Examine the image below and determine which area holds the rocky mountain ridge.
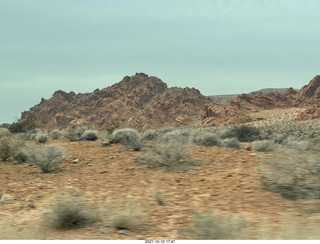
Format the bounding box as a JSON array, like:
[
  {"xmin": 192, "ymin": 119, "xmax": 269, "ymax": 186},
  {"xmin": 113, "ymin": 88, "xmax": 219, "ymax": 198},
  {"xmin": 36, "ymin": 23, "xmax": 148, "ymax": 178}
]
[
  {"xmin": 20, "ymin": 73, "xmax": 211, "ymax": 130},
  {"xmin": 18, "ymin": 74, "xmax": 320, "ymax": 130}
]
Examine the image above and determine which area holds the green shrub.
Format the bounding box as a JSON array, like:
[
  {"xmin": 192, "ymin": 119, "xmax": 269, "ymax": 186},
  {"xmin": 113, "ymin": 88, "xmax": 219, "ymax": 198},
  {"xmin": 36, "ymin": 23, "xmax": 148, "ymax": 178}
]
[
  {"xmin": 8, "ymin": 117, "xmax": 38, "ymax": 133},
  {"xmin": 0, "ymin": 128, "xmax": 10, "ymax": 138},
  {"xmin": 108, "ymin": 128, "xmax": 142, "ymax": 151},
  {"xmin": 0, "ymin": 137, "xmax": 11, "ymax": 161},
  {"xmin": 252, "ymin": 140, "xmax": 275, "ymax": 152},
  {"xmin": 50, "ymin": 130, "xmax": 62, "ymax": 140},
  {"xmin": 35, "ymin": 133, "xmax": 48, "ymax": 143},
  {"xmin": 224, "ymin": 125, "xmax": 261, "ymax": 142},
  {"xmin": 10, "ymin": 137, "xmax": 28, "ymax": 163},
  {"xmin": 45, "ymin": 190, "xmax": 98, "ymax": 229},
  {"xmin": 260, "ymin": 150, "xmax": 320, "ymax": 201},
  {"xmin": 184, "ymin": 210, "xmax": 247, "ymax": 240},
  {"xmin": 24, "ymin": 144, "xmax": 66, "ymax": 173},
  {"xmin": 192, "ymin": 131, "xmax": 220, "ymax": 146},
  {"xmin": 138, "ymin": 132, "xmax": 200, "ymax": 171},
  {"xmin": 220, "ymin": 138, "xmax": 240, "ymax": 149},
  {"xmin": 81, "ymin": 130, "xmax": 99, "ymax": 141}
]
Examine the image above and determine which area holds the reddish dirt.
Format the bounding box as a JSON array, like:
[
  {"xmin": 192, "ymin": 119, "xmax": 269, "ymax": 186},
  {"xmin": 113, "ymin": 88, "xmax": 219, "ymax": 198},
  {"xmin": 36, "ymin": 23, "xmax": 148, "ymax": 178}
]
[{"xmin": 1, "ymin": 137, "xmax": 319, "ymax": 240}]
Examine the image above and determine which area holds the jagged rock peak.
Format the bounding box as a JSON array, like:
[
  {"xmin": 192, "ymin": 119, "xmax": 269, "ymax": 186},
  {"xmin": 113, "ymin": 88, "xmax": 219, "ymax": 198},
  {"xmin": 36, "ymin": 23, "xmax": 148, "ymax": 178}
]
[{"xmin": 298, "ymin": 75, "xmax": 320, "ymax": 98}]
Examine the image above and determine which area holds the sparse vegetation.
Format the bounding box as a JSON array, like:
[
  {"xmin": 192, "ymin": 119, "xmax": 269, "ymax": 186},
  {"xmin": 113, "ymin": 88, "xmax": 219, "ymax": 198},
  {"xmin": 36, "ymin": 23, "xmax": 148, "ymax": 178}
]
[
  {"xmin": 183, "ymin": 209, "xmax": 247, "ymax": 240},
  {"xmin": 138, "ymin": 132, "xmax": 201, "ymax": 171},
  {"xmin": 220, "ymin": 137, "xmax": 240, "ymax": 149},
  {"xmin": 107, "ymin": 198, "xmax": 146, "ymax": 230},
  {"xmin": 192, "ymin": 131, "xmax": 220, "ymax": 146},
  {"xmin": 104, "ymin": 128, "xmax": 142, "ymax": 151},
  {"xmin": 0, "ymin": 137, "xmax": 11, "ymax": 161},
  {"xmin": 8, "ymin": 117, "xmax": 38, "ymax": 133},
  {"xmin": 45, "ymin": 190, "xmax": 98, "ymax": 229},
  {"xmin": 252, "ymin": 140, "xmax": 274, "ymax": 152},
  {"xmin": 35, "ymin": 133, "xmax": 48, "ymax": 143},
  {"xmin": 223, "ymin": 125, "xmax": 261, "ymax": 142},
  {"xmin": 260, "ymin": 150, "xmax": 320, "ymax": 201},
  {"xmin": 81, "ymin": 130, "xmax": 99, "ymax": 141},
  {"xmin": 24, "ymin": 144, "xmax": 66, "ymax": 173},
  {"xmin": 50, "ymin": 129, "xmax": 62, "ymax": 140}
]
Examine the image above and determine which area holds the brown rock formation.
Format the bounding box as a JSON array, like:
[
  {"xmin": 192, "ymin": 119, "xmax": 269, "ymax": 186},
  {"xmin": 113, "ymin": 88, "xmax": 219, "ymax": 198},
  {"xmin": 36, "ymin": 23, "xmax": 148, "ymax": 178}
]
[
  {"xmin": 202, "ymin": 102, "xmax": 254, "ymax": 126},
  {"xmin": 20, "ymin": 73, "xmax": 211, "ymax": 130}
]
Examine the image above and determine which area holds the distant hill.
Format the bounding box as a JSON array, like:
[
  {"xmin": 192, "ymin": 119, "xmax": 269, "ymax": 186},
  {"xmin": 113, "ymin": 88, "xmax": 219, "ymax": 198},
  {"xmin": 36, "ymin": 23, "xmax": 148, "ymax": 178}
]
[
  {"xmin": 209, "ymin": 88, "xmax": 297, "ymax": 104},
  {"xmin": 20, "ymin": 73, "xmax": 211, "ymax": 130}
]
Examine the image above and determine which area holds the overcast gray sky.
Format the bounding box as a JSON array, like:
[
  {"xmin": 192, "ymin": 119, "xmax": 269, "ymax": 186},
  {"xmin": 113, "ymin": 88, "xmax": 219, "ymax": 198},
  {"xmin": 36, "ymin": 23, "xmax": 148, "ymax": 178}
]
[{"xmin": 1, "ymin": 0, "xmax": 319, "ymax": 124}]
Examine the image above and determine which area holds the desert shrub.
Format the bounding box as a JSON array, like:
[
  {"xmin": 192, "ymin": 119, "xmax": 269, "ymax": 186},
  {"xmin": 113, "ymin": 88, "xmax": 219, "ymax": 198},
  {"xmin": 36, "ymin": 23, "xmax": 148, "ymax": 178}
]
[
  {"xmin": 108, "ymin": 128, "xmax": 142, "ymax": 151},
  {"xmin": 192, "ymin": 131, "xmax": 220, "ymax": 146},
  {"xmin": 63, "ymin": 130, "xmax": 79, "ymax": 141},
  {"xmin": 24, "ymin": 144, "xmax": 66, "ymax": 173},
  {"xmin": 0, "ymin": 137, "xmax": 11, "ymax": 161},
  {"xmin": 282, "ymin": 137, "xmax": 310, "ymax": 151},
  {"xmin": 10, "ymin": 137, "xmax": 28, "ymax": 163},
  {"xmin": 45, "ymin": 190, "xmax": 98, "ymax": 229},
  {"xmin": 107, "ymin": 198, "xmax": 146, "ymax": 230},
  {"xmin": 105, "ymin": 119, "xmax": 120, "ymax": 134},
  {"xmin": 140, "ymin": 129, "xmax": 158, "ymax": 141},
  {"xmin": 260, "ymin": 150, "xmax": 320, "ymax": 201},
  {"xmin": 138, "ymin": 132, "xmax": 200, "ymax": 171},
  {"xmin": 223, "ymin": 125, "xmax": 261, "ymax": 142},
  {"xmin": 8, "ymin": 117, "xmax": 37, "ymax": 133},
  {"xmin": 74, "ymin": 125, "xmax": 90, "ymax": 138},
  {"xmin": 63, "ymin": 126, "xmax": 90, "ymax": 141},
  {"xmin": 35, "ymin": 133, "xmax": 48, "ymax": 143},
  {"xmin": 256, "ymin": 217, "xmax": 320, "ymax": 240},
  {"xmin": 220, "ymin": 138, "xmax": 240, "ymax": 149},
  {"xmin": 0, "ymin": 128, "xmax": 10, "ymax": 138},
  {"xmin": 81, "ymin": 130, "xmax": 99, "ymax": 141},
  {"xmin": 252, "ymin": 140, "xmax": 275, "ymax": 152},
  {"xmin": 184, "ymin": 209, "xmax": 247, "ymax": 240},
  {"xmin": 49, "ymin": 130, "xmax": 61, "ymax": 140}
]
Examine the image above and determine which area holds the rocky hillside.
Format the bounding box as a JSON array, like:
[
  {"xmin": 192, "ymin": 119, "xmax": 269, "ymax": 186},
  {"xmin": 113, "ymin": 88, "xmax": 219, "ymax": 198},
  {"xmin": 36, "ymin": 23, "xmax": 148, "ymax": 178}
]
[
  {"xmin": 203, "ymin": 75, "xmax": 320, "ymax": 126},
  {"xmin": 20, "ymin": 73, "xmax": 211, "ymax": 130}
]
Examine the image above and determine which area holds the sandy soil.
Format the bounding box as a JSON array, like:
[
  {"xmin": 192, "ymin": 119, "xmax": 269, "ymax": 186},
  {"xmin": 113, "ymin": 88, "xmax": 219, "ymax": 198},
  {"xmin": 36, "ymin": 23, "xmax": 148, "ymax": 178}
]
[{"xmin": 1, "ymin": 110, "xmax": 320, "ymax": 240}]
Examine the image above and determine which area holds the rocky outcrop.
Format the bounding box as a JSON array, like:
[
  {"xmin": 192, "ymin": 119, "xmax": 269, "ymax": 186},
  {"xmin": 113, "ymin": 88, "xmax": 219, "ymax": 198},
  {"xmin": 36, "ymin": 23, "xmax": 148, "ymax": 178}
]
[
  {"xmin": 202, "ymin": 102, "xmax": 254, "ymax": 126},
  {"xmin": 202, "ymin": 75, "xmax": 320, "ymax": 126},
  {"xmin": 20, "ymin": 73, "xmax": 211, "ymax": 130}
]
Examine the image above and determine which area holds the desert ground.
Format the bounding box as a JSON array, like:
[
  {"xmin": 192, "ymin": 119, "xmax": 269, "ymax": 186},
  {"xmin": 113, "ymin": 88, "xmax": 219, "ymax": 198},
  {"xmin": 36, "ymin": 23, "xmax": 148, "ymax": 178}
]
[{"xmin": 1, "ymin": 108, "xmax": 320, "ymax": 240}]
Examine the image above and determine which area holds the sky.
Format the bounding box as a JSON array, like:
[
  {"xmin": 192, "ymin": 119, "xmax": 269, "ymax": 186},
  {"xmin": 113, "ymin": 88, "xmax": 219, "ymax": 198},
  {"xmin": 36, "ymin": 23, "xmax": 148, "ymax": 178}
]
[{"xmin": 1, "ymin": 0, "xmax": 320, "ymax": 124}]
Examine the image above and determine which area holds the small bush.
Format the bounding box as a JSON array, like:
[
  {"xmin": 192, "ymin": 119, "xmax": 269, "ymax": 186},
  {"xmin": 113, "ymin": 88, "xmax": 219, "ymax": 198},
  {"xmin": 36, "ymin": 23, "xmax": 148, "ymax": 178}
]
[
  {"xmin": 192, "ymin": 131, "xmax": 220, "ymax": 146},
  {"xmin": 108, "ymin": 198, "xmax": 146, "ymax": 230},
  {"xmin": 0, "ymin": 128, "xmax": 10, "ymax": 138},
  {"xmin": 252, "ymin": 140, "xmax": 275, "ymax": 152},
  {"xmin": 35, "ymin": 133, "xmax": 48, "ymax": 143},
  {"xmin": 140, "ymin": 129, "xmax": 158, "ymax": 142},
  {"xmin": 220, "ymin": 138, "xmax": 240, "ymax": 149},
  {"xmin": 8, "ymin": 117, "xmax": 38, "ymax": 133},
  {"xmin": 260, "ymin": 150, "xmax": 320, "ymax": 201},
  {"xmin": 24, "ymin": 144, "xmax": 66, "ymax": 173},
  {"xmin": 63, "ymin": 126, "xmax": 90, "ymax": 141},
  {"xmin": 10, "ymin": 138, "xmax": 28, "ymax": 163},
  {"xmin": 109, "ymin": 128, "xmax": 142, "ymax": 151},
  {"xmin": 81, "ymin": 130, "xmax": 99, "ymax": 141},
  {"xmin": 50, "ymin": 130, "xmax": 61, "ymax": 140},
  {"xmin": 184, "ymin": 209, "xmax": 247, "ymax": 240},
  {"xmin": 45, "ymin": 190, "xmax": 98, "ymax": 229},
  {"xmin": 283, "ymin": 137, "xmax": 310, "ymax": 151},
  {"xmin": 0, "ymin": 137, "xmax": 11, "ymax": 161},
  {"xmin": 224, "ymin": 125, "xmax": 261, "ymax": 142},
  {"xmin": 138, "ymin": 132, "xmax": 200, "ymax": 171}
]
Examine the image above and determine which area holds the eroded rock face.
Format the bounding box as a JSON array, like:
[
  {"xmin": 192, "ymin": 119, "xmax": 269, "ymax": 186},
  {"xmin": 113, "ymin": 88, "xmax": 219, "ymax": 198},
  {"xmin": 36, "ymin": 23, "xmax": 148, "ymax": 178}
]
[
  {"xmin": 202, "ymin": 75, "xmax": 320, "ymax": 126},
  {"xmin": 20, "ymin": 73, "xmax": 211, "ymax": 130},
  {"xmin": 202, "ymin": 102, "xmax": 254, "ymax": 126}
]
